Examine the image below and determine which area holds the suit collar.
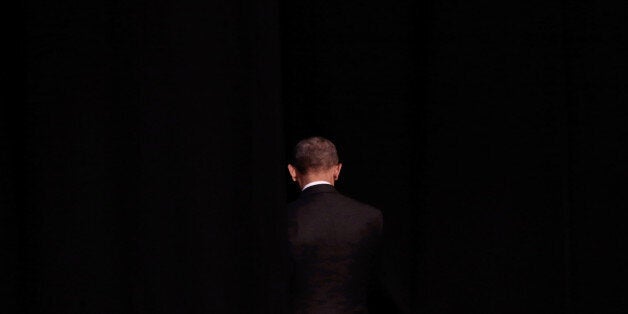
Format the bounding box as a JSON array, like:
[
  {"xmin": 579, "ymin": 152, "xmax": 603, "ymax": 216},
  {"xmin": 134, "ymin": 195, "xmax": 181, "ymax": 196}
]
[{"xmin": 300, "ymin": 184, "xmax": 337, "ymax": 197}]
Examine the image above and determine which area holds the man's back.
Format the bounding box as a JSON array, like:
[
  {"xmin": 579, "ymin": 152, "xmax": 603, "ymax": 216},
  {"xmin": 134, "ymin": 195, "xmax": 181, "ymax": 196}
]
[{"xmin": 287, "ymin": 184, "xmax": 383, "ymax": 314}]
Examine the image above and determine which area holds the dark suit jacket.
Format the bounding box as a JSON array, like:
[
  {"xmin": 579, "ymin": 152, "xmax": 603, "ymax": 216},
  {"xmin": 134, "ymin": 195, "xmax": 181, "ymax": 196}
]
[{"xmin": 287, "ymin": 184, "xmax": 383, "ymax": 314}]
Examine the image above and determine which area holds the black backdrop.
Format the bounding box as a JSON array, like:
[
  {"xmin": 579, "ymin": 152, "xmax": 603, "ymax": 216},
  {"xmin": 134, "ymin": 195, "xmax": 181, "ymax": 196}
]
[{"xmin": 7, "ymin": 0, "xmax": 626, "ymax": 313}]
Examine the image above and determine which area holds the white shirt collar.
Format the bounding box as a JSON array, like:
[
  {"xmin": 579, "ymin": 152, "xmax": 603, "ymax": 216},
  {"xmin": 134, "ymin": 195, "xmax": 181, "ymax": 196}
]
[{"xmin": 302, "ymin": 180, "xmax": 332, "ymax": 191}]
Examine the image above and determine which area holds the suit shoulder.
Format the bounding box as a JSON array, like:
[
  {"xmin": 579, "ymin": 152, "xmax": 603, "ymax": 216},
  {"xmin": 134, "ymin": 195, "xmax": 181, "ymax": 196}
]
[
  {"xmin": 337, "ymin": 194, "xmax": 382, "ymax": 220},
  {"xmin": 286, "ymin": 198, "xmax": 305, "ymax": 213}
]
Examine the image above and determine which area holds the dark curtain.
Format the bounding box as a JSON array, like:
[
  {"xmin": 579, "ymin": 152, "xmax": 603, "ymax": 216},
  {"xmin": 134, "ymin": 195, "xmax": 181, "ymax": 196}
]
[
  {"xmin": 16, "ymin": 0, "xmax": 284, "ymax": 313},
  {"xmin": 282, "ymin": 1, "xmax": 626, "ymax": 313},
  {"xmin": 8, "ymin": 0, "xmax": 626, "ymax": 313}
]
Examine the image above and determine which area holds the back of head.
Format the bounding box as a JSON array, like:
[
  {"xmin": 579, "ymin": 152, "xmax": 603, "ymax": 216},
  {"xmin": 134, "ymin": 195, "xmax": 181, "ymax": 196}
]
[{"xmin": 292, "ymin": 136, "xmax": 339, "ymax": 174}]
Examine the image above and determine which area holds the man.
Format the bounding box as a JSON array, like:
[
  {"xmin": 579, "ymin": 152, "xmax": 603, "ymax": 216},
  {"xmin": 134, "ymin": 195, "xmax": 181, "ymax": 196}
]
[{"xmin": 287, "ymin": 136, "xmax": 383, "ymax": 314}]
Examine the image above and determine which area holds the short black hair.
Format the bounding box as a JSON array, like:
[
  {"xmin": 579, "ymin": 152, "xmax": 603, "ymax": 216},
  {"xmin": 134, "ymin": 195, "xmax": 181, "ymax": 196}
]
[{"xmin": 292, "ymin": 136, "xmax": 339, "ymax": 173}]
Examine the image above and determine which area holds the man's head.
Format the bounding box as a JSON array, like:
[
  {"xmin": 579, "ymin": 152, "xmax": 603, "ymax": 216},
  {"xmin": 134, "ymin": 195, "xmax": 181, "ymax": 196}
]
[{"xmin": 288, "ymin": 136, "xmax": 342, "ymax": 189}]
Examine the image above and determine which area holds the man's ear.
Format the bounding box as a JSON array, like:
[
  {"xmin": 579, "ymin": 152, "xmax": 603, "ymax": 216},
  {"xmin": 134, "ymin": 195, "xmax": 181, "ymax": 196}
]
[
  {"xmin": 287, "ymin": 164, "xmax": 298, "ymax": 181},
  {"xmin": 334, "ymin": 163, "xmax": 342, "ymax": 180}
]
